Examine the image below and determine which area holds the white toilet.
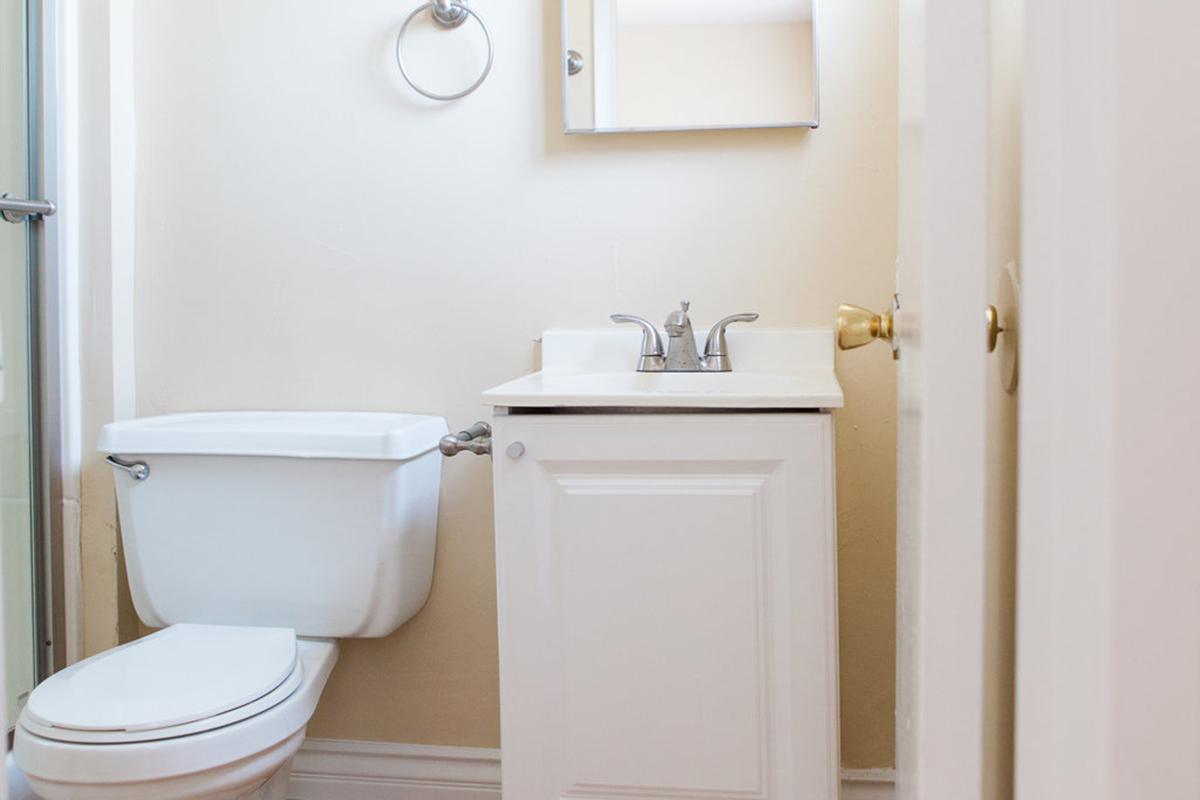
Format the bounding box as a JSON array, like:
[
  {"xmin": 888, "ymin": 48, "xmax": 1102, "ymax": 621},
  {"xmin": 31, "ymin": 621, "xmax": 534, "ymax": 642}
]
[{"xmin": 13, "ymin": 412, "xmax": 449, "ymax": 800}]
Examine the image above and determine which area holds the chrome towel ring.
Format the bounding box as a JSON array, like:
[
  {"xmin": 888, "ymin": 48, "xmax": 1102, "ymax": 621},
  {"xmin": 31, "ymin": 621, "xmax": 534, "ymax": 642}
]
[{"xmin": 396, "ymin": 0, "xmax": 494, "ymax": 102}]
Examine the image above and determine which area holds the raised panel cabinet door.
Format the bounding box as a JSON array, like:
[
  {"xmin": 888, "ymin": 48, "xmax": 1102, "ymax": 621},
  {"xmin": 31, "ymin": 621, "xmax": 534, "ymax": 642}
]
[{"xmin": 491, "ymin": 413, "xmax": 839, "ymax": 800}]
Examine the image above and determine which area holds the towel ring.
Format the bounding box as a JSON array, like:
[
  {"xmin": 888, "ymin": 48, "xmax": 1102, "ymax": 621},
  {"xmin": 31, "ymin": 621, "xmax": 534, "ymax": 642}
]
[{"xmin": 396, "ymin": 1, "xmax": 494, "ymax": 102}]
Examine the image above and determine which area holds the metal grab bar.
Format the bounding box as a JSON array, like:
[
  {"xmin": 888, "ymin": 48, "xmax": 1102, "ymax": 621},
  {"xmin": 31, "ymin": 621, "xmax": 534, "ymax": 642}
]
[
  {"xmin": 439, "ymin": 421, "xmax": 492, "ymax": 457},
  {"xmin": 1, "ymin": 194, "xmax": 56, "ymax": 223},
  {"xmin": 106, "ymin": 455, "xmax": 150, "ymax": 481}
]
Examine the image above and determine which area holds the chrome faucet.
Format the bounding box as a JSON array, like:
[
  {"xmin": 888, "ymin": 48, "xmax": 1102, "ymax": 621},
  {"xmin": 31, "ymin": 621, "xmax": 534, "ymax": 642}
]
[{"xmin": 610, "ymin": 302, "xmax": 759, "ymax": 372}]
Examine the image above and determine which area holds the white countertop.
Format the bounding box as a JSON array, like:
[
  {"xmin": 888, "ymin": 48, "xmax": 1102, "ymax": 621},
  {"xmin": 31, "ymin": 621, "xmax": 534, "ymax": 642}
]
[{"xmin": 482, "ymin": 328, "xmax": 844, "ymax": 410}]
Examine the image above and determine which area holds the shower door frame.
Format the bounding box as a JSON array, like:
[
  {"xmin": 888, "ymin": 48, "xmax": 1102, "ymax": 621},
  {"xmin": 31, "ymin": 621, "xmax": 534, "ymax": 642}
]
[{"xmin": 21, "ymin": 0, "xmax": 71, "ymax": 684}]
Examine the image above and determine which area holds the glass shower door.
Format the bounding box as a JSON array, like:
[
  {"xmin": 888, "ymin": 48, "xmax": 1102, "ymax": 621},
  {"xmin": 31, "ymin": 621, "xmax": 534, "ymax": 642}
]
[{"xmin": 0, "ymin": 0, "xmax": 41, "ymax": 727}]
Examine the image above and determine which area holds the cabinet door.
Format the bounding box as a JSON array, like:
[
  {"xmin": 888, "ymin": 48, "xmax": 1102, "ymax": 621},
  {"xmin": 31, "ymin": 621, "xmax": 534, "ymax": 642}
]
[{"xmin": 491, "ymin": 413, "xmax": 839, "ymax": 800}]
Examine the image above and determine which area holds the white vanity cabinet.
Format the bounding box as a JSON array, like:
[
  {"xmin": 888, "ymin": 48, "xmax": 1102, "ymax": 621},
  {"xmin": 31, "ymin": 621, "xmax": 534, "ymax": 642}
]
[
  {"xmin": 490, "ymin": 412, "xmax": 839, "ymax": 800},
  {"xmin": 483, "ymin": 328, "xmax": 843, "ymax": 800}
]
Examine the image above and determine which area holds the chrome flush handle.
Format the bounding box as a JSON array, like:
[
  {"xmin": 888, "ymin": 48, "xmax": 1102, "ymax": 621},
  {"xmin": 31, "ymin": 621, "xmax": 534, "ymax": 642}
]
[{"xmin": 106, "ymin": 455, "xmax": 150, "ymax": 481}]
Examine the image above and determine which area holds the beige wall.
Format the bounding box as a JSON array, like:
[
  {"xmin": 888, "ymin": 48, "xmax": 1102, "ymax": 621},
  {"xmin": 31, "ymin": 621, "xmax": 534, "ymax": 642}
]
[{"xmin": 78, "ymin": 0, "xmax": 899, "ymax": 768}]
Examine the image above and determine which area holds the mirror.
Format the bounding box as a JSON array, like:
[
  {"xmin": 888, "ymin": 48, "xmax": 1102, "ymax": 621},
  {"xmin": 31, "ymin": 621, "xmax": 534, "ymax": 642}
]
[{"xmin": 562, "ymin": 0, "xmax": 818, "ymax": 134}]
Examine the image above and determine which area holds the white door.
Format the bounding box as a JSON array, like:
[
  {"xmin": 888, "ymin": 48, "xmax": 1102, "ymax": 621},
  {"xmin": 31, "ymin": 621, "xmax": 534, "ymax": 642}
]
[
  {"xmin": 1016, "ymin": 1, "xmax": 1200, "ymax": 798},
  {"xmin": 891, "ymin": 0, "xmax": 1022, "ymax": 797}
]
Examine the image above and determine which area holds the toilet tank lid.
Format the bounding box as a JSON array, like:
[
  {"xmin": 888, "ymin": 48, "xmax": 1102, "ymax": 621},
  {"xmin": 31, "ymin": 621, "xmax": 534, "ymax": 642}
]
[{"xmin": 98, "ymin": 412, "xmax": 450, "ymax": 461}]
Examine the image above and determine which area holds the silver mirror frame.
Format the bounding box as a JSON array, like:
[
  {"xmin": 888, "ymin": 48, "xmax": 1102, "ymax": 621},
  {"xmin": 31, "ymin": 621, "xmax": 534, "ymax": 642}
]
[{"xmin": 560, "ymin": 0, "xmax": 820, "ymax": 135}]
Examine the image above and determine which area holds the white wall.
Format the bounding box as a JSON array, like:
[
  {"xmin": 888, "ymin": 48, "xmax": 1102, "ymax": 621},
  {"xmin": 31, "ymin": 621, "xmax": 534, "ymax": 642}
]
[{"xmin": 76, "ymin": 0, "xmax": 901, "ymax": 767}]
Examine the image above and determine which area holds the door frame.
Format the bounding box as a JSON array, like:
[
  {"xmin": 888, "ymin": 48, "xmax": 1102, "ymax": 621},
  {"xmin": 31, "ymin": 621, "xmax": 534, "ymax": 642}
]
[{"xmin": 895, "ymin": 0, "xmax": 992, "ymax": 796}]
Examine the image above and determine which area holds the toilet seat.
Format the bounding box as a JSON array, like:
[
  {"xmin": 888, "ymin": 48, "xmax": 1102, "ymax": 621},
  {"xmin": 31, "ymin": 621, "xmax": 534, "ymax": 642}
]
[
  {"xmin": 23, "ymin": 624, "xmax": 300, "ymax": 744},
  {"xmin": 14, "ymin": 638, "xmax": 339, "ymax": 799}
]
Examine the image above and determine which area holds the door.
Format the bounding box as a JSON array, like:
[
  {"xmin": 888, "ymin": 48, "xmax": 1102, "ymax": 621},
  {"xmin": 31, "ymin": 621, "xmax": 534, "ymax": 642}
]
[
  {"xmin": 895, "ymin": 0, "xmax": 1022, "ymax": 797},
  {"xmin": 1, "ymin": 0, "xmax": 54, "ymax": 738},
  {"xmin": 838, "ymin": 0, "xmax": 1022, "ymax": 797},
  {"xmin": 1015, "ymin": 1, "xmax": 1200, "ymax": 797},
  {"xmin": 490, "ymin": 413, "xmax": 840, "ymax": 800},
  {"xmin": 895, "ymin": 2, "xmax": 990, "ymax": 794}
]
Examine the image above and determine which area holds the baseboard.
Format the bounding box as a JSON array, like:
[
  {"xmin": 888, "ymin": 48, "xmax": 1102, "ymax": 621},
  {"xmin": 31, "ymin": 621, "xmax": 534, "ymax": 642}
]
[
  {"xmin": 289, "ymin": 738, "xmax": 895, "ymax": 800},
  {"xmin": 288, "ymin": 739, "xmax": 500, "ymax": 800},
  {"xmin": 840, "ymin": 769, "xmax": 898, "ymax": 800}
]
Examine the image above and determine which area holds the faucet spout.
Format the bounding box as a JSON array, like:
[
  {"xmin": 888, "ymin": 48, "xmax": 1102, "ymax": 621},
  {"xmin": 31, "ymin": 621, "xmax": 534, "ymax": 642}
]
[
  {"xmin": 612, "ymin": 302, "xmax": 759, "ymax": 373},
  {"xmin": 664, "ymin": 301, "xmax": 704, "ymax": 372}
]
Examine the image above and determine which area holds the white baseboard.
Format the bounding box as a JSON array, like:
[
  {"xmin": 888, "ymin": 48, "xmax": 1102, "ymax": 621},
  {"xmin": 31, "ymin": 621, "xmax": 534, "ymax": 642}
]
[
  {"xmin": 289, "ymin": 739, "xmax": 500, "ymax": 800},
  {"xmin": 289, "ymin": 738, "xmax": 895, "ymax": 800},
  {"xmin": 840, "ymin": 768, "xmax": 898, "ymax": 800}
]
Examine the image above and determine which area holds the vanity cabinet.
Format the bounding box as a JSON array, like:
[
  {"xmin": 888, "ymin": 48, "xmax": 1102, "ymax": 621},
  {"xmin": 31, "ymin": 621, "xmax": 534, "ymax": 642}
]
[{"xmin": 489, "ymin": 412, "xmax": 840, "ymax": 800}]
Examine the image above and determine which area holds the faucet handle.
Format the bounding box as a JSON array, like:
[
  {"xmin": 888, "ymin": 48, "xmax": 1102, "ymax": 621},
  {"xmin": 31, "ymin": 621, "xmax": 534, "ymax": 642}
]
[
  {"xmin": 703, "ymin": 313, "xmax": 760, "ymax": 372},
  {"xmin": 611, "ymin": 314, "xmax": 666, "ymax": 372}
]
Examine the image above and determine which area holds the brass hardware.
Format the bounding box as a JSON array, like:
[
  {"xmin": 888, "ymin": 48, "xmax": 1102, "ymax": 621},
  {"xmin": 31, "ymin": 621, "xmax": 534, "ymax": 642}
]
[
  {"xmin": 836, "ymin": 304, "xmax": 893, "ymax": 349},
  {"xmin": 991, "ymin": 262, "xmax": 1021, "ymax": 393},
  {"xmin": 837, "ymin": 298, "xmax": 898, "ymax": 358},
  {"xmin": 986, "ymin": 305, "xmax": 1004, "ymax": 353}
]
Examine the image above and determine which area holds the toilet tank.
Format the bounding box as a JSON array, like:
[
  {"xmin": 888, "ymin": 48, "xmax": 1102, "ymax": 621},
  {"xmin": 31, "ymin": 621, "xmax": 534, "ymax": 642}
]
[{"xmin": 98, "ymin": 412, "xmax": 449, "ymax": 638}]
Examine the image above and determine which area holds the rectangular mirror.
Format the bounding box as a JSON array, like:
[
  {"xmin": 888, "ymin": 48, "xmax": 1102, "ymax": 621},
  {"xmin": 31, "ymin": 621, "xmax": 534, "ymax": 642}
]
[{"xmin": 562, "ymin": 0, "xmax": 818, "ymax": 134}]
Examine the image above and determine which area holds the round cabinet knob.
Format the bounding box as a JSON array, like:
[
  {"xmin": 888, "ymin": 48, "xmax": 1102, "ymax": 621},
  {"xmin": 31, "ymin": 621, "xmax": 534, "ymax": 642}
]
[
  {"xmin": 837, "ymin": 298, "xmax": 898, "ymax": 357},
  {"xmin": 506, "ymin": 442, "xmax": 526, "ymax": 460},
  {"xmin": 566, "ymin": 49, "xmax": 585, "ymax": 76}
]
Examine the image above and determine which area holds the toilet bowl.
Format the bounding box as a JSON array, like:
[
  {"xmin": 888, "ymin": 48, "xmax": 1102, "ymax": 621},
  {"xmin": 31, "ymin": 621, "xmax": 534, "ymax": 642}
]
[
  {"xmin": 15, "ymin": 626, "xmax": 338, "ymax": 800},
  {"xmin": 13, "ymin": 412, "xmax": 448, "ymax": 800}
]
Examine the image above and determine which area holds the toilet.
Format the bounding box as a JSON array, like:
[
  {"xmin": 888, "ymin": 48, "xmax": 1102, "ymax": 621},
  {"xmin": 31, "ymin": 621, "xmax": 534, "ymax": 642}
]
[{"xmin": 13, "ymin": 412, "xmax": 449, "ymax": 800}]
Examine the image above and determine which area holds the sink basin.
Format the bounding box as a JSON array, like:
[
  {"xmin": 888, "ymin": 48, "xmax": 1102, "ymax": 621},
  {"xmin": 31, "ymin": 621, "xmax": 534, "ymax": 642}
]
[{"xmin": 482, "ymin": 329, "xmax": 843, "ymax": 409}]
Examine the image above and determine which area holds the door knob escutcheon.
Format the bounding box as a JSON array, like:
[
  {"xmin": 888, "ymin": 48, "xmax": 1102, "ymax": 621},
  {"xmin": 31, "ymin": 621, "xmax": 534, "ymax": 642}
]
[{"xmin": 989, "ymin": 262, "xmax": 1021, "ymax": 393}]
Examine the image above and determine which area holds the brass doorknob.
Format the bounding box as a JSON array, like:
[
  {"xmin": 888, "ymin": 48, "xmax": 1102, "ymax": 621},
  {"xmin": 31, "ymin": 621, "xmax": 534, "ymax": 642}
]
[
  {"xmin": 837, "ymin": 302, "xmax": 896, "ymax": 352},
  {"xmin": 986, "ymin": 305, "xmax": 1004, "ymax": 353}
]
